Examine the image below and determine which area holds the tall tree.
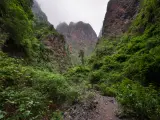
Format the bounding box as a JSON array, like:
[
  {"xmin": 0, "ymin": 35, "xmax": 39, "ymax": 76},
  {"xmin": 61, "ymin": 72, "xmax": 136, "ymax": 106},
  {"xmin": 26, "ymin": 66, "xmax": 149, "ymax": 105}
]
[{"xmin": 79, "ymin": 49, "xmax": 84, "ymax": 65}]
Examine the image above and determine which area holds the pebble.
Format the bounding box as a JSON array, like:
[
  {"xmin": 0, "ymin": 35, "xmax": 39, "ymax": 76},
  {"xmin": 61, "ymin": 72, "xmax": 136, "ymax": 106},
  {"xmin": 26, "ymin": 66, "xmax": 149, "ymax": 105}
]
[
  {"xmin": 64, "ymin": 112, "xmax": 68, "ymax": 116},
  {"xmin": 93, "ymin": 100, "xmax": 98, "ymax": 104}
]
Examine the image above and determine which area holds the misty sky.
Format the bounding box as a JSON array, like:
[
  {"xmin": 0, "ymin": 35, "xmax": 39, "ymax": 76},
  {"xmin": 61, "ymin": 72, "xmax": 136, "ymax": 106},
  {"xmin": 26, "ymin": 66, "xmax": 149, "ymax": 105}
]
[{"xmin": 36, "ymin": 0, "xmax": 109, "ymax": 35}]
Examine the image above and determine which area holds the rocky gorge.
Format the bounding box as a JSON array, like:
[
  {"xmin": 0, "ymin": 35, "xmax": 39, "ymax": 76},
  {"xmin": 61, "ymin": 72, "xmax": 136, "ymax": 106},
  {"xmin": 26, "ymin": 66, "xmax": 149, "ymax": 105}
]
[{"xmin": 1, "ymin": 0, "xmax": 160, "ymax": 120}]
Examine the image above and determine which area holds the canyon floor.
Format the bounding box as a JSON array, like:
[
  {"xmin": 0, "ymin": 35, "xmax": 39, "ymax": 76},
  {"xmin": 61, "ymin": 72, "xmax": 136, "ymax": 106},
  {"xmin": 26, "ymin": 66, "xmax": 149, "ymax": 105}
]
[{"xmin": 64, "ymin": 93, "xmax": 120, "ymax": 120}]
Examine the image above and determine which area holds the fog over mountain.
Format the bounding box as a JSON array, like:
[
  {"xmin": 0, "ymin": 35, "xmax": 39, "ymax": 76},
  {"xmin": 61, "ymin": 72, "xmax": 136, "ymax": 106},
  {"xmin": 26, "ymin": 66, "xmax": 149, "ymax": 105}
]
[{"xmin": 36, "ymin": 0, "xmax": 109, "ymax": 35}]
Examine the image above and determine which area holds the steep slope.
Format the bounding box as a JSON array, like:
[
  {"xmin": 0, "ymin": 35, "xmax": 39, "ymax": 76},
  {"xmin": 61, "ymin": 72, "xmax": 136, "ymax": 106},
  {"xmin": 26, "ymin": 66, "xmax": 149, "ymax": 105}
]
[
  {"xmin": 86, "ymin": 0, "xmax": 160, "ymax": 119},
  {"xmin": 102, "ymin": 0, "xmax": 139, "ymax": 38},
  {"xmin": 0, "ymin": 1, "xmax": 77, "ymax": 120},
  {"xmin": 57, "ymin": 21, "xmax": 97, "ymax": 64},
  {"xmin": 0, "ymin": 0, "xmax": 35, "ymax": 57},
  {"xmin": 32, "ymin": 0, "xmax": 48, "ymax": 24},
  {"xmin": 32, "ymin": 1, "xmax": 72, "ymax": 72},
  {"xmin": 0, "ymin": 0, "xmax": 71, "ymax": 72},
  {"xmin": 32, "ymin": 0, "xmax": 71, "ymax": 72}
]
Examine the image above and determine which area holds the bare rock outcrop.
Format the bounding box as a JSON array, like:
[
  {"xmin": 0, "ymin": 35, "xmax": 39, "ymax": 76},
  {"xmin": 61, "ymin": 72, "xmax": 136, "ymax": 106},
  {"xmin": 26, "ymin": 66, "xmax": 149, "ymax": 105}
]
[
  {"xmin": 102, "ymin": 0, "xmax": 139, "ymax": 38},
  {"xmin": 42, "ymin": 34, "xmax": 71, "ymax": 72}
]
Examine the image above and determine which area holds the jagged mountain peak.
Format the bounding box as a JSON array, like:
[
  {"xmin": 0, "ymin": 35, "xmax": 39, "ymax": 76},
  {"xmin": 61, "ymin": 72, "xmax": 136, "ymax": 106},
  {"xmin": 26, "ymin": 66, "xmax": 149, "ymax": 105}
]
[
  {"xmin": 57, "ymin": 21, "xmax": 97, "ymax": 40},
  {"xmin": 56, "ymin": 21, "xmax": 98, "ymax": 64},
  {"xmin": 58, "ymin": 22, "xmax": 68, "ymax": 27},
  {"xmin": 69, "ymin": 22, "xmax": 75, "ymax": 26},
  {"xmin": 75, "ymin": 21, "xmax": 90, "ymax": 26}
]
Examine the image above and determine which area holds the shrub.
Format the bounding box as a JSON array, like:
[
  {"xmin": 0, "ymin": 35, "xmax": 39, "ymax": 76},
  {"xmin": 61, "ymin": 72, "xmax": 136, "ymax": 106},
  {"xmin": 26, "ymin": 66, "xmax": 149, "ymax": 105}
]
[
  {"xmin": 113, "ymin": 79, "xmax": 160, "ymax": 119},
  {"xmin": 51, "ymin": 111, "xmax": 63, "ymax": 120},
  {"xmin": 98, "ymin": 83, "xmax": 116, "ymax": 97},
  {"xmin": 66, "ymin": 66, "xmax": 90, "ymax": 83},
  {"xmin": 92, "ymin": 61, "xmax": 103, "ymax": 70},
  {"xmin": 113, "ymin": 54, "xmax": 130, "ymax": 63},
  {"xmin": 101, "ymin": 56, "xmax": 121, "ymax": 72},
  {"xmin": 89, "ymin": 71, "xmax": 102, "ymax": 85},
  {"xmin": 0, "ymin": 88, "xmax": 46, "ymax": 120}
]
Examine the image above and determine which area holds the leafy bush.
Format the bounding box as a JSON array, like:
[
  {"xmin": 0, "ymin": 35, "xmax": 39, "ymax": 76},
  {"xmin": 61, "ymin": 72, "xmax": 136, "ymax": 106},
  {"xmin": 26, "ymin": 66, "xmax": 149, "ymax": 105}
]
[
  {"xmin": 98, "ymin": 83, "xmax": 115, "ymax": 97},
  {"xmin": 0, "ymin": 0, "xmax": 37, "ymax": 56},
  {"xmin": 66, "ymin": 66, "xmax": 90, "ymax": 83},
  {"xmin": 113, "ymin": 79, "xmax": 160, "ymax": 120},
  {"xmin": 89, "ymin": 71, "xmax": 102, "ymax": 85},
  {"xmin": 0, "ymin": 88, "xmax": 46, "ymax": 120},
  {"xmin": 51, "ymin": 111, "xmax": 63, "ymax": 120}
]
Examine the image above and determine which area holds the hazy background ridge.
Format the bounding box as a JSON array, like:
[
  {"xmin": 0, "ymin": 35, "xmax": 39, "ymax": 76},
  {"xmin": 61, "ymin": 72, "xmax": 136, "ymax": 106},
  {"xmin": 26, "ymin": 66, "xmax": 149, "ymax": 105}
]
[{"xmin": 36, "ymin": 0, "xmax": 109, "ymax": 35}]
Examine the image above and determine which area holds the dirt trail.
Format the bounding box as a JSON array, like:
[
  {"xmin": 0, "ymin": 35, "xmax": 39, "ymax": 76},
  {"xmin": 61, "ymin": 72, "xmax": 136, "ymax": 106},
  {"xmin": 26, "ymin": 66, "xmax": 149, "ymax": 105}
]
[{"xmin": 64, "ymin": 94, "xmax": 120, "ymax": 120}]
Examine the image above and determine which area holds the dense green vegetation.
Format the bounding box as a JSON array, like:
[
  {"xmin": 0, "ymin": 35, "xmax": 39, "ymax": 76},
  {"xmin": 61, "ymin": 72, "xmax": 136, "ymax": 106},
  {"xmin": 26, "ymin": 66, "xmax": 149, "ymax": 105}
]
[
  {"xmin": 0, "ymin": 52, "xmax": 78, "ymax": 119},
  {"xmin": 0, "ymin": 0, "xmax": 37, "ymax": 56},
  {"xmin": 1, "ymin": 0, "xmax": 160, "ymax": 119},
  {"xmin": 84, "ymin": 0, "xmax": 160, "ymax": 119},
  {"xmin": 0, "ymin": 0, "xmax": 71, "ymax": 72},
  {"xmin": 0, "ymin": 0, "xmax": 73, "ymax": 119}
]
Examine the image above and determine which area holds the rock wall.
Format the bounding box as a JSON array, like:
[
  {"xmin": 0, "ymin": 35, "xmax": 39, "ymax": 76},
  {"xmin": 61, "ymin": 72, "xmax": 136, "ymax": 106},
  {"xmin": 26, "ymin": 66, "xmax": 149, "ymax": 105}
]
[
  {"xmin": 42, "ymin": 34, "xmax": 71, "ymax": 72},
  {"xmin": 56, "ymin": 21, "xmax": 97, "ymax": 64},
  {"xmin": 102, "ymin": 0, "xmax": 139, "ymax": 38}
]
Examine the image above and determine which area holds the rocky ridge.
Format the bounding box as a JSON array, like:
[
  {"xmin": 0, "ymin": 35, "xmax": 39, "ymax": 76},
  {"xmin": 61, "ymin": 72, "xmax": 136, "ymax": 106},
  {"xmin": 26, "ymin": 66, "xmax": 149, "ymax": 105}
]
[
  {"xmin": 102, "ymin": 0, "xmax": 139, "ymax": 38},
  {"xmin": 56, "ymin": 21, "xmax": 98, "ymax": 64},
  {"xmin": 32, "ymin": 0, "xmax": 49, "ymax": 24}
]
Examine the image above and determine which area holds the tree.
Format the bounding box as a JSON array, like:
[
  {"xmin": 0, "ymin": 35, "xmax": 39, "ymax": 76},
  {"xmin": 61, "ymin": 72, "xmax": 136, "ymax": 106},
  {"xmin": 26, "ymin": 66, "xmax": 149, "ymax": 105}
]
[{"xmin": 79, "ymin": 49, "xmax": 84, "ymax": 65}]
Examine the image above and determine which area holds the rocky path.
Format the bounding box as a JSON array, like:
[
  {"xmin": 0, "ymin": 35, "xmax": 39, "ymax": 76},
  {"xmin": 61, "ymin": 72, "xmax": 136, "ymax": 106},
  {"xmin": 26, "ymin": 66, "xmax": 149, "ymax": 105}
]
[{"xmin": 64, "ymin": 93, "xmax": 120, "ymax": 120}]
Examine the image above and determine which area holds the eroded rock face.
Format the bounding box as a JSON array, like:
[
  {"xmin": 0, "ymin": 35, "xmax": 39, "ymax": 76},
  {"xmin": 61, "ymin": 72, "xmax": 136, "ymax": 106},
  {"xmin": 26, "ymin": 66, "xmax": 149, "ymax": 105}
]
[
  {"xmin": 56, "ymin": 21, "xmax": 97, "ymax": 64},
  {"xmin": 42, "ymin": 34, "xmax": 71, "ymax": 72},
  {"xmin": 102, "ymin": 0, "xmax": 139, "ymax": 38},
  {"xmin": 32, "ymin": 0, "xmax": 71, "ymax": 72}
]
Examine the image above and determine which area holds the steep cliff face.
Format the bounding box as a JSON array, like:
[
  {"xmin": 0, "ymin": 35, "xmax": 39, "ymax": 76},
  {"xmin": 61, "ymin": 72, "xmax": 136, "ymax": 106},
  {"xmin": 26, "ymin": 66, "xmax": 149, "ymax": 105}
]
[
  {"xmin": 31, "ymin": 0, "xmax": 71, "ymax": 72},
  {"xmin": 102, "ymin": 0, "xmax": 139, "ymax": 38},
  {"xmin": 41, "ymin": 34, "xmax": 71, "ymax": 72},
  {"xmin": 56, "ymin": 21, "xmax": 97, "ymax": 64},
  {"xmin": 32, "ymin": 0, "xmax": 48, "ymax": 24}
]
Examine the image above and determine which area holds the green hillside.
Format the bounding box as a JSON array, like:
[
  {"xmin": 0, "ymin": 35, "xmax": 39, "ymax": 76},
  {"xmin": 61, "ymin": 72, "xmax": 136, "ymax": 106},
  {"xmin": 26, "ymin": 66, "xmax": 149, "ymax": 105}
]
[
  {"xmin": 0, "ymin": 0, "xmax": 76, "ymax": 119},
  {"xmin": 85, "ymin": 0, "xmax": 160, "ymax": 119}
]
